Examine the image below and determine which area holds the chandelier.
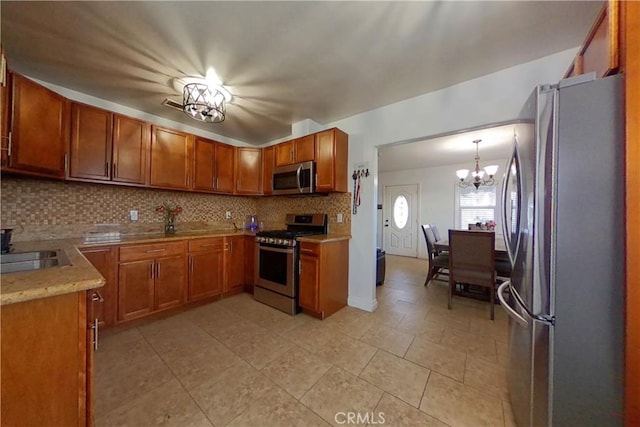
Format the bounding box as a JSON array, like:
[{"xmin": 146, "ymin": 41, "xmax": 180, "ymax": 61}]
[
  {"xmin": 456, "ymin": 139, "xmax": 499, "ymax": 189},
  {"xmin": 183, "ymin": 82, "xmax": 227, "ymax": 123}
]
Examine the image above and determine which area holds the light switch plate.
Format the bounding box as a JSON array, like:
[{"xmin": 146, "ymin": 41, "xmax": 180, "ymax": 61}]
[
  {"xmin": 225, "ymin": 211, "xmax": 232, "ymax": 220},
  {"xmin": 337, "ymin": 213, "xmax": 343, "ymax": 223},
  {"xmin": 130, "ymin": 210, "xmax": 138, "ymax": 221}
]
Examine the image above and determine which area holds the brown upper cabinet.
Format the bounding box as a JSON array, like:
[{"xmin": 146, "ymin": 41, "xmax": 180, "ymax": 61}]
[
  {"xmin": 262, "ymin": 145, "xmax": 275, "ymax": 195},
  {"xmin": 69, "ymin": 104, "xmax": 150, "ymax": 185},
  {"xmin": 274, "ymin": 134, "xmax": 315, "ymax": 166},
  {"xmin": 192, "ymin": 137, "xmax": 235, "ymax": 193},
  {"xmin": 315, "ymin": 128, "xmax": 348, "ymax": 193},
  {"xmin": 565, "ymin": 0, "xmax": 619, "ymax": 78},
  {"xmin": 150, "ymin": 126, "xmax": 192, "ymax": 190},
  {"xmin": 2, "ymin": 73, "xmax": 68, "ymax": 178},
  {"xmin": 235, "ymin": 147, "xmax": 262, "ymax": 195}
]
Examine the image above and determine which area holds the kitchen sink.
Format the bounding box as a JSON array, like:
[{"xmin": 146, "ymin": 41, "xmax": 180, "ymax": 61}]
[{"xmin": 0, "ymin": 249, "xmax": 71, "ymax": 274}]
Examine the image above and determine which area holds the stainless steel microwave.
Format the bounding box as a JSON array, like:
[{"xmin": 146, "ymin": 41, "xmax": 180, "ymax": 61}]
[{"xmin": 272, "ymin": 161, "xmax": 315, "ymax": 195}]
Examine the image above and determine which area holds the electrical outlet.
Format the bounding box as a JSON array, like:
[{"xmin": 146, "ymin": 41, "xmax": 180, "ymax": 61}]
[
  {"xmin": 130, "ymin": 210, "xmax": 139, "ymax": 222},
  {"xmin": 337, "ymin": 213, "xmax": 343, "ymax": 223},
  {"xmin": 225, "ymin": 211, "xmax": 232, "ymax": 220}
]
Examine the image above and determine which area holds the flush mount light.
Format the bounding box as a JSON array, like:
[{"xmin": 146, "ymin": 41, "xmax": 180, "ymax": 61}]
[
  {"xmin": 456, "ymin": 139, "xmax": 499, "ymax": 189},
  {"xmin": 173, "ymin": 77, "xmax": 232, "ymax": 124}
]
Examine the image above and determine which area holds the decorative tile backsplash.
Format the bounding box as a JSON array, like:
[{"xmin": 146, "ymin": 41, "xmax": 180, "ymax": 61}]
[{"xmin": 0, "ymin": 177, "xmax": 352, "ymax": 241}]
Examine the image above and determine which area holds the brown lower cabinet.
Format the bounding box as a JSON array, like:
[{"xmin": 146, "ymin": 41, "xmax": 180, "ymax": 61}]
[
  {"xmin": 118, "ymin": 241, "xmax": 186, "ymax": 321},
  {"xmin": 298, "ymin": 239, "xmax": 349, "ymax": 319},
  {"xmin": 1, "ymin": 289, "xmax": 99, "ymax": 426},
  {"xmin": 226, "ymin": 235, "xmax": 245, "ymax": 294},
  {"xmin": 81, "ymin": 246, "xmax": 117, "ymax": 327},
  {"xmin": 188, "ymin": 237, "xmax": 225, "ymax": 301}
]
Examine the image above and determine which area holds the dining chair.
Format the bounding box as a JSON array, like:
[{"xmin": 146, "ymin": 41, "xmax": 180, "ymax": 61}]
[
  {"xmin": 421, "ymin": 224, "xmax": 449, "ymax": 286},
  {"xmin": 448, "ymin": 230, "xmax": 497, "ymax": 319},
  {"xmin": 429, "ymin": 223, "xmax": 442, "ymax": 242}
]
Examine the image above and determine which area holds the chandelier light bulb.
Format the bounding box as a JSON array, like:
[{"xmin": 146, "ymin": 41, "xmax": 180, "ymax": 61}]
[{"xmin": 455, "ymin": 139, "xmax": 497, "ymax": 189}]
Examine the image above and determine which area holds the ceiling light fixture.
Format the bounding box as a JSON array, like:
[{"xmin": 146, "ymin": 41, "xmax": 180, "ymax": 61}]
[
  {"xmin": 183, "ymin": 82, "xmax": 226, "ymax": 123},
  {"xmin": 456, "ymin": 139, "xmax": 499, "ymax": 189},
  {"xmin": 172, "ymin": 76, "xmax": 232, "ymax": 124}
]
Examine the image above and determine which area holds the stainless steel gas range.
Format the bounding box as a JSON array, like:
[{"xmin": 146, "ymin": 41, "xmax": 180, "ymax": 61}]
[{"xmin": 254, "ymin": 214, "xmax": 327, "ymax": 315}]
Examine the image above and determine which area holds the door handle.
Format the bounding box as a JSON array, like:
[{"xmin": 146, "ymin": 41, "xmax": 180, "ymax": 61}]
[{"xmin": 497, "ymin": 281, "xmax": 529, "ymax": 327}]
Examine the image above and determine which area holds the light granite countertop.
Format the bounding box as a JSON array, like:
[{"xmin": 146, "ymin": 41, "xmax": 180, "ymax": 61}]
[
  {"xmin": 296, "ymin": 234, "xmax": 352, "ymax": 243},
  {"xmin": 0, "ymin": 229, "xmax": 250, "ymax": 306},
  {"xmin": 1, "ymin": 230, "xmax": 351, "ymax": 306}
]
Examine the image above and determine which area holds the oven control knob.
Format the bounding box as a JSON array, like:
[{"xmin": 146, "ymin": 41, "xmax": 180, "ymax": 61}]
[
  {"xmin": 267, "ymin": 238, "xmax": 274, "ymax": 244},
  {"xmin": 281, "ymin": 239, "xmax": 289, "ymax": 246},
  {"xmin": 276, "ymin": 239, "xmax": 283, "ymax": 245},
  {"xmin": 256, "ymin": 237, "xmax": 263, "ymax": 243}
]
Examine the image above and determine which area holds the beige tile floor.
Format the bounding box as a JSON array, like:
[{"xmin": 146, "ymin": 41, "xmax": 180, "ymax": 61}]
[{"xmin": 95, "ymin": 254, "xmax": 516, "ymax": 427}]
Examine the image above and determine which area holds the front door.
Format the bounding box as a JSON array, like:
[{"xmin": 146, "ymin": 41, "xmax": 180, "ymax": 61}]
[{"xmin": 383, "ymin": 184, "xmax": 418, "ymax": 257}]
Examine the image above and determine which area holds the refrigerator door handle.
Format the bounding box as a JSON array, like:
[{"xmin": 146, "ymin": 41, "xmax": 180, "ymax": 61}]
[
  {"xmin": 497, "ymin": 281, "xmax": 529, "ymax": 327},
  {"xmin": 500, "ymin": 155, "xmax": 514, "ymax": 264}
]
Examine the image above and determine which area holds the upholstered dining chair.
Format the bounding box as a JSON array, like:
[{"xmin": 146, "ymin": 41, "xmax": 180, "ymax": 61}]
[
  {"xmin": 429, "ymin": 223, "xmax": 442, "ymax": 242},
  {"xmin": 448, "ymin": 230, "xmax": 497, "ymax": 319},
  {"xmin": 421, "ymin": 224, "xmax": 449, "ymax": 286}
]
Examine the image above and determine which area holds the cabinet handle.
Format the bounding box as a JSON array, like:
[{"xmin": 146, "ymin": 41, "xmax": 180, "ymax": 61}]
[
  {"xmin": 105, "ymin": 161, "xmax": 109, "ymax": 176},
  {"xmin": 112, "ymin": 163, "xmax": 117, "ymax": 178},
  {"xmin": 230, "ymin": 240, "xmax": 233, "ymax": 253},
  {"xmin": 93, "ymin": 318, "xmax": 99, "ymax": 351},
  {"xmin": 145, "ymin": 249, "xmax": 165, "ymax": 253},
  {"xmin": 2, "ymin": 131, "xmax": 12, "ymax": 156},
  {"xmin": 64, "ymin": 154, "xmax": 68, "ymax": 172},
  {"xmin": 91, "ymin": 290, "xmax": 104, "ymax": 303},
  {"xmin": 199, "ymin": 243, "xmax": 217, "ymax": 248},
  {"xmin": 300, "ymin": 248, "xmax": 315, "ymax": 253},
  {"xmin": 156, "ymin": 262, "xmax": 160, "ymax": 278},
  {"xmin": 216, "ymin": 177, "xmax": 219, "ymax": 189},
  {"xmin": 150, "ymin": 263, "xmax": 154, "ymax": 279},
  {"xmin": 189, "ymin": 257, "xmax": 193, "ymax": 273},
  {"xmin": 299, "ymin": 259, "xmax": 302, "ymax": 273}
]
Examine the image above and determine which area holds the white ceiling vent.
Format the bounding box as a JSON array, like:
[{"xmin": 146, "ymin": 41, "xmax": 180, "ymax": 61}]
[{"xmin": 161, "ymin": 98, "xmax": 183, "ymax": 111}]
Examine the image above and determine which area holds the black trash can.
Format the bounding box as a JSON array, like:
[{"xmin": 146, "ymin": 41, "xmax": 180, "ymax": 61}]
[{"xmin": 376, "ymin": 248, "xmax": 386, "ymax": 286}]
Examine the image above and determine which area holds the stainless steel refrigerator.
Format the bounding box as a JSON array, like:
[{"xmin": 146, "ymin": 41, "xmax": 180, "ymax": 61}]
[{"xmin": 497, "ymin": 73, "xmax": 624, "ymax": 427}]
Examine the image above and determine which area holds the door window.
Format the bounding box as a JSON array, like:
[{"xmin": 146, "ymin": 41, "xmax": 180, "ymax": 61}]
[{"xmin": 393, "ymin": 195, "xmax": 409, "ymax": 229}]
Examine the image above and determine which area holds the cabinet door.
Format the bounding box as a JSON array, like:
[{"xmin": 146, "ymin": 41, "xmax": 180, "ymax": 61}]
[
  {"xmin": 150, "ymin": 126, "xmax": 191, "ymax": 189},
  {"xmin": 215, "ymin": 142, "xmax": 235, "ymax": 193},
  {"xmin": 193, "ymin": 137, "xmax": 215, "ymax": 191},
  {"xmin": 226, "ymin": 236, "xmax": 245, "ymax": 292},
  {"xmin": 154, "ymin": 255, "xmax": 186, "ymax": 311},
  {"xmin": 69, "ymin": 103, "xmax": 112, "ymax": 181},
  {"xmin": 112, "ymin": 114, "xmax": 149, "ymax": 185},
  {"xmin": 8, "ymin": 74, "xmax": 67, "ymax": 177},
  {"xmin": 275, "ymin": 140, "xmax": 295, "ymax": 166},
  {"xmin": 262, "ymin": 146, "xmax": 274, "ymax": 195},
  {"xmin": 1, "ymin": 70, "xmax": 10, "ymax": 168},
  {"xmin": 81, "ymin": 247, "xmax": 117, "ymax": 327},
  {"xmin": 235, "ymin": 147, "xmax": 262, "ymax": 195},
  {"xmin": 188, "ymin": 250, "xmax": 224, "ymax": 301},
  {"xmin": 315, "ymin": 128, "xmax": 348, "ymax": 192},
  {"xmin": 295, "ymin": 134, "xmax": 315, "ymax": 162},
  {"xmin": 118, "ymin": 260, "xmax": 154, "ymax": 321},
  {"xmin": 299, "ymin": 252, "xmax": 320, "ymax": 312}
]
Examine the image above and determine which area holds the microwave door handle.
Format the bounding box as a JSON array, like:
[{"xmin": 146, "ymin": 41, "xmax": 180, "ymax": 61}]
[{"xmin": 296, "ymin": 164, "xmax": 303, "ymax": 192}]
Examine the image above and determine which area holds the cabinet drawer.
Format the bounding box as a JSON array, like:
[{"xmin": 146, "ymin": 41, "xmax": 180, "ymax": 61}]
[
  {"xmin": 188, "ymin": 237, "xmax": 226, "ymax": 253},
  {"xmin": 119, "ymin": 241, "xmax": 185, "ymax": 262},
  {"xmin": 299, "ymin": 242, "xmax": 320, "ymax": 255}
]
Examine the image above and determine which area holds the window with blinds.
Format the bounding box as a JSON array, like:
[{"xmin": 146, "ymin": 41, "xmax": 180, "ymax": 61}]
[{"xmin": 458, "ymin": 185, "xmax": 496, "ymax": 228}]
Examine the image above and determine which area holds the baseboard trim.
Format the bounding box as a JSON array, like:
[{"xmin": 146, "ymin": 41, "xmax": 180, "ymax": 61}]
[{"xmin": 348, "ymin": 295, "xmax": 378, "ymax": 312}]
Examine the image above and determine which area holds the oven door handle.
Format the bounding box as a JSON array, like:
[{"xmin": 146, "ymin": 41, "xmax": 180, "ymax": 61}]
[{"xmin": 259, "ymin": 245, "xmax": 294, "ymax": 254}]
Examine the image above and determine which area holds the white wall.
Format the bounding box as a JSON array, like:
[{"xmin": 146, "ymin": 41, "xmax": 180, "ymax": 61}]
[
  {"xmin": 379, "ymin": 157, "xmax": 508, "ymax": 259},
  {"xmin": 325, "ymin": 48, "xmax": 577, "ymax": 313}
]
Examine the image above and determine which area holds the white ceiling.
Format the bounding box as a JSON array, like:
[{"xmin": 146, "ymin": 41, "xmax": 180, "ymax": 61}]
[
  {"xmin": 2, "ymin": 1, "xmax": 601, "ymax": 145},
  {"xmin": 378, "ymin": 122, "xmax": 529, "ymax": 172}
]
